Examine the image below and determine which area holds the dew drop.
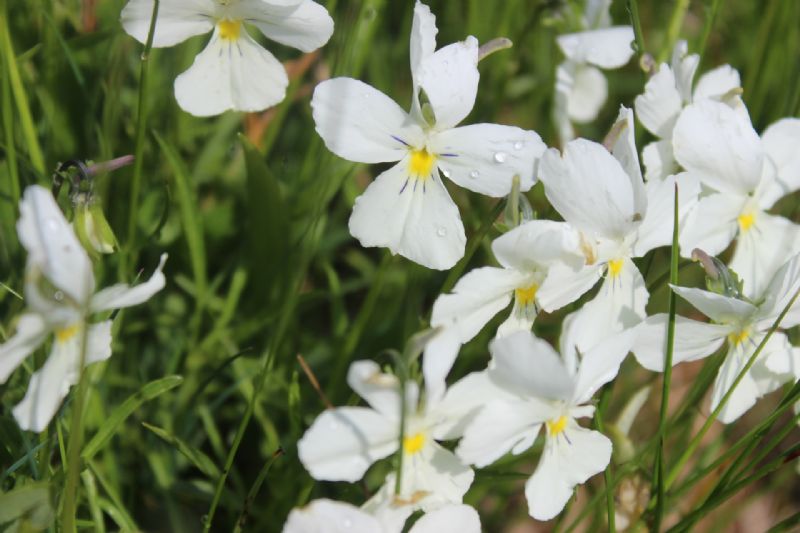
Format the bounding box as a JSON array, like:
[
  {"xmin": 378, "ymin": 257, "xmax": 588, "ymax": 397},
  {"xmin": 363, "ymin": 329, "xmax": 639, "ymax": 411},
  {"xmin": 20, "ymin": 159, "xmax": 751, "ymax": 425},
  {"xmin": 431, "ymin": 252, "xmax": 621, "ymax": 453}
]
[
  {"xmin": 54, "ymin": 290, "xmax": 64, "ymax": 302},
  {"xmin": 469, "ymin": 170, "xmax": 480, "ymax": 179},
  {"xmin": 513, "ymin": 141, "xmax": 524, "ymax": 150},
  {"xmin": 436, "ymin": 227, "xmax": 447, "ymax": 237},
  {"xmin": 494, "ymin": 152, "xmax": 507, "ymax": 163}
]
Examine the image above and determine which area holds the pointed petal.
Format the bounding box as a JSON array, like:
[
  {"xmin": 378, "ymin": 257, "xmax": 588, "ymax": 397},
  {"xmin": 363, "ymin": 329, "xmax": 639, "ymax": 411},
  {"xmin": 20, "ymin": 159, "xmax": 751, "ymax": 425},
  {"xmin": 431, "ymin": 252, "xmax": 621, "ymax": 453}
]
[
  {"xmin": 677, "ymin": 192, "xmax": 744, "ymax": 258},
  {"xmin": 670, "ymin": 41, "xmax": 699, "ymax": 103},
  {"xmin": 609, "ymin": 106, "xmax": 647, "ymax": 216},
  {"xmin": 630, "ymin": 314, "xmax": 728, "ymax": 371},
  {"xmin": 312, "ymin": 78, "xmax": 422, "ymax": 164},
  {"xmin": 539, "ymin": 141, "xmax": 642, "ymax": 241},
  {"xmin": 90, "ymin": 254, "xmax": 167, "ymax": 312},
  {"xmin": 642, "ymin": 139, "xmax": 676, "ymax": 181},
  {"xmin": 347, "ymin": 360, "xmax": 401, "ymax": 419},
  {"xmin": 240, "ymin": 0, "xmax": 334, "ymax": 53},
  {"xmin": 174, "ymin": 29, "xmax": 288, "ymax": 116},
  {"xmin": 557, "ymin": 27, "xmax": 635, "ymax": 68},
  {"xmin": 418, "ymin": 37, "xmax": 479, "ymax": 130},
  {"xmin": 525, "ymin": 426, "xmax": 611, "ymax": 521},
  {"xmin": 489, "ymin": 331, "xmax": 574, "ymax": 401},
  {"xmin": 430, "ymin": 267, "xmax": 527, "ymax": 343},
  {"xmin": 692, "ymin": 65, "xmax": 741, "ymax": 102},
  {"xmin": 429, "ymin": 124, "xmax": 545, "ymax": 196},
  {"xmin": 537, "ymin": 263, "xmax": 603, "ymax": 313},
  {"xmin": 422, "ymin": 328, "xmax": 461, "ymax": 407},
  {"xmin": 349, "ymin": 163, "xmax": 466, "ymax": 270},
  {"xmin": 762, "ymin": 118, "xmax": 800, "ymax": 197},
  {"xmin": 672, "ymin": 99, "xmax": 763, "ymax": 195},
  {"xmin": 297, "ymin": 407, "xmax": 397, "ymax": 481},
  {"xmin": 634, "ymin": 64, "xmax": 682, "ymax": 138},
  {"xmin": 409, "ymin": 504, "xmax": 481, "ymax": 533},
  {"xmin": 283, "ymin": 499, "xmax": 380, "ymax": 533},
  {"xmin": 634, "ymin": 172, "xmax": 701, "ymax": 256},
  {"xmin": 0, "ymin": 314, "xmax": 48, "ymax": 384},
  {"xmin": 120, "ymin": 0, "xmax": 214, "ymax": 47},
  {"xmin": 410, "ymin": 0, "xmax": 437, "ymax": 82},
  {"xmin": 672, "ymin": 285, "xmax": 757, "ymax": 323}
]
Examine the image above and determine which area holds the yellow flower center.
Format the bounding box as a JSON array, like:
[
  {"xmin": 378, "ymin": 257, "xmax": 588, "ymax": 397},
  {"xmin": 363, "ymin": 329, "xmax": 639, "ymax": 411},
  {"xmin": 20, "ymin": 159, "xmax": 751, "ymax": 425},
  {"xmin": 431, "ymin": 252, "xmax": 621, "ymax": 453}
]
[
  {"xmin": 515, "ymin": 284, "xmax": 539, "ymax": 307},
  {"xmin": 608, "ymin": 258, "xmax": 624, "ymax": 278},
  {"xmin": 738, "ymin": 211, "xmax": 756, "ymax": 233},
  {"xmin": 403, "ymin": 432, "xmax": 426, "ymax": 455},
  {"xmin": 408, "ymin": 149, "xmax": 436, "ymax": 179},
  {"xmin": 728, "ymin": 329, "xmax": 749, "ymax": 346},
  {"xmin": 546, "ymin": 416, "xmax": 568, "ymax": 436},
  {"xmin": 218, "ymin": 19, "xmax": 242, "ymax": 40},
  {"xmin": 55, "ymin": 324, "xmax": 80, "ymax": 343}
]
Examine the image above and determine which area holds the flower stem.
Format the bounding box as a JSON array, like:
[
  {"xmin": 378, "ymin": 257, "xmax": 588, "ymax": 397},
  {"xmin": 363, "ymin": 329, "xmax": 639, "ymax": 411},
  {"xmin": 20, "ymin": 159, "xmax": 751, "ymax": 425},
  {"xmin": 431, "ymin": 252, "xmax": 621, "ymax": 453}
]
[
  {"xmin": 626, "ymin": 0, "xmax": 647, "ymax": 59},
  {"xmin": 659, "ymin": 0, "xmax": 690, "ymax": 62}
]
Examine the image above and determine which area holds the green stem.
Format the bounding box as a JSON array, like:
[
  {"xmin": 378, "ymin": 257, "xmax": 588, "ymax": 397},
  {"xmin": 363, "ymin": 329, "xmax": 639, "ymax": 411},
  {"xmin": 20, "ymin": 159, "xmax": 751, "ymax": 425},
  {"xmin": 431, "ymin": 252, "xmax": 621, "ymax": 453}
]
[
  {"xmin": 594, "ymin": 385, "xmax": 616, "ymax": 533},
  {"xmin": 1, "ymin": 26, "xmax": 18, "ymax": 206},
  {"xmin": 627, "ymin": 0, "xmax": 647, "ymax": 59},
  {"xmin": 61, "ymin": 322, "xmax": 91, "ymax": 532},
  {"xmin": 652, "ymin": 183, "xmax": 680, "ymax": 531},
  {"xmin": 394, "ymin": 354, "xmax": 408, "ymax": 496},
  {"xmin": 659, "ymin": 0, "xmax": 690, "ymax": 62},
  {"xmin": 233, "ymin": 448, "xmax": 284, "ymax": 533},
  {"xmin": 123, "ymin": 0, "xmax": 159, "ymax": 273},
  {"xmin": 696, "ymin": 0, "xmax": 724, "ymax": 64}
]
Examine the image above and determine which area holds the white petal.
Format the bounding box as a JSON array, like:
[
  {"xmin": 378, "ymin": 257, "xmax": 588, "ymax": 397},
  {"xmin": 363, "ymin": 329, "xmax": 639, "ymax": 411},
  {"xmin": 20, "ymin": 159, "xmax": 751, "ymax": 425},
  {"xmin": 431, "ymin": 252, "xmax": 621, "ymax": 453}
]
[
  {"xmin": 609, "ymin": 106, "xmax": 647, "ymax": 213},
  {"xmin": 0, "ymin": 314, "xmax": 48, "ymax": 384},
  {"xmin": 174, "ymin": 28, "xmax": 288, "ymax": 116},
  {"xmin": 762, "ymin": 118, "xmax": 800, "ymax": 197},
  {"xmin": 495, "ymin": 300, "xmax": 537, "ymax": 339},
  {"xmin": 564, "ymin": 63, "xmax": 608, "ymax": 123},
  {"xmin": 630, "ymin": 314, "xmax": 728, "ymax": 371},
  {"xmin": 634, "ymin": 172, "xmax": 701, "ymax": 256},
  {"xmin": 417, "ymin": 37, "xmax": 479, "ymax": 130},
  {"xmin": 572, "ymin": 327, "xmax": 636, "ymax": 404},
  {"xmin": 422, "ymin": 328, "xmax": 461, "ymax": 407},
  {"xmin": 692, "ymin": 65, "xmax": 741, "ymax": 102},
  {"xmin": 677, "ymin": 191, "xmax": 743, "ymax": 258},
  {"xmin": 557, "ymin": 27, "xmax": 635, "ymax": 68},
  {"xmin": 297, "ymin": 407, "xmax": 397, "ymax": 481},
  {"xmin": 85, "ymin": 320, "xmax": 113, "ymax": 366},
  {"xmin": 429, "ymin": 124, "xmax": 545, "ymax": 196},
  {"xmin": 525, "ymin": 426, "xmax": 611, "ymax": 521},
  {"xmin": 240, "ymin": 0, "xmax": 334, "ymax": 53},
  {"xmin": 672, "ymin": 99, "xmax": 763, "ymax": 195},
  {"xmin": 539, "ymin": 142, "xmax": 641, "ymax": 241},
  {"xmin": 90, "ymin": 254, "xmax": 167, "ymax": 312},
  {"xmin": 409, "ymin": 0, "xmax": 437, "ymax": 83},
  {"xmin": 348, "ymin": 162, "xmax": 466, "ymax": 270},
  {"xmin": 537, "ymin": 263, "xmax": 603, "ymax": 313},
  {"xmin": 282, "ymin": 499, "xmax": 380, "ymax": 533},
  {"xmin": 493, "ymin": 220, "xmax": 584, "ymax": 272},
  {"xmin": 642, "ymin": 140, "xmax": 676, "ymax": 181},
  {"xmin": 756, "ymin": 252, "xmax": 800, "ymax": 327},
  {"xmin": 730, "ymin": 212, "xmax": 800, "ymax": 299},
  {"xmin": 347, "ymin": 360, "xmax": 401, "ymax": 419},
  {"xmin": 361, "ymin": 478, "xmax": 416, "ymax": 532},
  {"xmin": 409, "ymin": 504, "xmax": 481, "ymax": 533},
  {"xmin": 120, "ymin": 0, "xmax": 214, "ymax": 47},
  {"xmin": 670, "ymin": 41, "xmax": 699, "ymax": 103},
  {"xmin": 312, "ymin": 78, "xmax": 422, "ymax": 164},
  {"xmin": 18, "ymin": 185, "xmax": 94, "ymax": 307},
  {"xmin": 712, "ymin": 342, "xmax": 762, "ymax": 424},
  {"xmin": 759, "ymin": 332, "xmax": 797, "ymax": 379},
  {"xmin": 400, "ymin": 443, "xmax": 473, "ymax": 510},
  {"xmin": 489, "ymin": 331, "xmax": 574, "ymax": 401},
  {"xmin": 456, "ymin": 399, "xmax": 547, "ymax": 467},
  {"xmin": 430, "ymin": 267, "xmax": 527, "ymax": 343},
  {"xmin": 553, "ymin": 65, "xmax": 576, "ymax": 145},
  {"xmin": 671, "ymin": 285, "xmax": 757, "ymax": 323},
  {"xmin": 634, "ymin": 64, "xmax": 682, "ymax": 138}
]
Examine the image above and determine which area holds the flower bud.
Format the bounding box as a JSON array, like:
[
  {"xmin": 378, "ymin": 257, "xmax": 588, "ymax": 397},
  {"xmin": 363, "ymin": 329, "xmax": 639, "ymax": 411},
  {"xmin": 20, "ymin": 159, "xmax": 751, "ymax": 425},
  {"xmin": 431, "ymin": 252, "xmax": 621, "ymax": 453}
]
[{"xmin": 73, "ymin": 194, "xmax": 117, "ymax": 256}]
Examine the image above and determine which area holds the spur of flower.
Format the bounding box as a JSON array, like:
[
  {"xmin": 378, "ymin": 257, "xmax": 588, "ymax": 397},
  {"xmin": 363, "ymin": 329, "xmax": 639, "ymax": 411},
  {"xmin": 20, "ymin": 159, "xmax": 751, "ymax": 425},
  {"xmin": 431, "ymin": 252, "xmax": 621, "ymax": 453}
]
[
  {"xmin": 674, "ymin": 99, "xmax": 800, "ymax": 297},
  {"xmin": 311, "ymin": 1, "xmax": 545, "ymax": 269},
  {"xmin": 553, "ymin": 0, "xmax": 634, "ymax": 145},
  {"xmin": 456, "ymin": 328, "xmax": 634, "ymax": 520},
  {"xmin": 0, "ymin": 186, "xmax": 167, "ymax": 432},
  {"xmin": 634, "ymin": 40, "xmax": 743, "ymax": 180},
  {"xmin": 632, "ymin": 252, "xmax": 800, "ymax": 423},
  {"xmin": 121, "ymin": 0, "xmax": 334, "ymax": 116}
]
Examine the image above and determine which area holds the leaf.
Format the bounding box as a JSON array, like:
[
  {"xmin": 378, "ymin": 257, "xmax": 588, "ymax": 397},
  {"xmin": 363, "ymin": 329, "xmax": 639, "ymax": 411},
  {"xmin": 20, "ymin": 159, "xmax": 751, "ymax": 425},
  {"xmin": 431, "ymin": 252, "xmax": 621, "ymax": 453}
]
[
  {"xmin": 0, "ymin": 483, "xmax": 54, "ymax": 528},
  {"xmin": 141, "ymin": 422, "xmax": 220, "ymax": 479},
  {"xmin": 81, "ymin": 376, "xmax": 183, "ymax": 461}
]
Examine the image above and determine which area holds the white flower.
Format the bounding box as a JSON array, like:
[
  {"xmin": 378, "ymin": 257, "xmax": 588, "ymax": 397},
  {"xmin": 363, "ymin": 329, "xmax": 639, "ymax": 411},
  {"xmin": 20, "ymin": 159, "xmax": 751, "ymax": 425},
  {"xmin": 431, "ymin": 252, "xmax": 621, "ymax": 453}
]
[
  {"xmin": 282, "ymin": 498, "xmax": 480, "ymax": 533},
  {"xmin": 456, "ymin": 329, "xmax": 634, "ymax": 520},
  {"xmin": 554, "ymin": 0, "xmax": 634, "ymax": 145},
  {"xmin": 632, "ymin": 253, "xmax": 800, "ymax": 423},
  {"xmin": 634, "ymin": 40, "xmax": 743, "ymax": 180},
  {"xmin": 311, "ymin": 1, "xmax": 545, "ymax": 270},
  {"xmin": 0, "ymin": 186, "xmax": 167, "ymax": 432},
  {"xmin": 430, "ymin": 219, "xmax": 588, "ymax": 343},
  {"xmin": 674, "ymin": 99, "xmax": 800, "ymax": 297},
  {"xmin": 121, "ymin": 0, "xmax": 334, "ymax": 116},
  {"xmin": 539, "ymin": 106, "xmax": 699, "ymax": 351},
  {"xmin": 297, "ymin": 352, "xmax": 490, "ymax": 511}
]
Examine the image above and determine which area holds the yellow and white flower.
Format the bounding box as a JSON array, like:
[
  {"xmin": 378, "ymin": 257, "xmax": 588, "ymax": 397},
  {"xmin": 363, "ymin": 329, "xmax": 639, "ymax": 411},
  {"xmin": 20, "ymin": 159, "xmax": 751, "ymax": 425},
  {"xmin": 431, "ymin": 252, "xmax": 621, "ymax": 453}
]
[
  {"xmin": 311, "ymin": 1, "xmax": 545, "ymax": 269},
  {"xmin": 0, "ymin": 186, "xmax": 166, "ymax": 432},
  {"xmin": 121, "ymin": 0, "xmax": 334, "ymax": 116}
]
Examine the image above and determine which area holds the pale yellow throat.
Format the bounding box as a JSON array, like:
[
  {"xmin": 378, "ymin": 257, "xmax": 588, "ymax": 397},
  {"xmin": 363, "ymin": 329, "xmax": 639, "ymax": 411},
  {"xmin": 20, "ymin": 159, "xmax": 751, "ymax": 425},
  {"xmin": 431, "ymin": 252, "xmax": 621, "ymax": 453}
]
[
  {"xmin": 218, "ymin": 19, "xmax": 242, "ymax": 40},
  {"xmin": 408, "ymin": 149, "xmax": 436, "ymax": 180}
]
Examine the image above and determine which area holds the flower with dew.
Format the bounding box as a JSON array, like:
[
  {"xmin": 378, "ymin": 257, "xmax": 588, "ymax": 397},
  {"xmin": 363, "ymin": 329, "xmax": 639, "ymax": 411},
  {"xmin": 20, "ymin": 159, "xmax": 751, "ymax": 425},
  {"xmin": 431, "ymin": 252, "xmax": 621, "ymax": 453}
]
[
  {"xmin": 634, "ymin": 40, "xmax": 743, "ymax": 181},
  {"xmin": 632, "ymin": 252, "xmax": 800, "ymax": 423},
  {"xmin": 456, "ymin": 327, "xmax": 635, "ymax": 520},
  {"xmin": 538, "ymin": 106, "xmax": 700, "ymax": 352},
  {"xmin": 554, "ymin": 0, "xmax": 634, "ymax": 145},
  {"xmin": 121, "ymin": 0, "xmax": 334, "ymax": 116},
  {"xmin": 430, "ymin": 219, "xmax": 589, "ymax": 344},
  {"xmin": 674, "ymin": 99, "xmax": 800, "ymax": 297},
  {"xmin": 297, "ymin": 349, "xmax": 494, "ymax": 512},
  {"xmin": 283, "ymin": 498, "xmax": 480, "ymax": 533},
  {"xmin": 311, "ymin": 1, "xmax": 545, "ymax": 269},
  {"xmin": 0, "ymin": 186, "xmax": 167, "ymax": 432}
]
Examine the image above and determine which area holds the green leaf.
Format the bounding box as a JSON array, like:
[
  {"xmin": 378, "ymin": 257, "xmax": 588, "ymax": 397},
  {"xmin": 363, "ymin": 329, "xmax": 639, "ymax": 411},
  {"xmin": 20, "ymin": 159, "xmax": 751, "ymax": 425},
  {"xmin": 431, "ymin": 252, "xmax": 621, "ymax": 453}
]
[
  {"xmin": 0, "ymin": 483, "xmax": 54, "ymax": 528},
  {"xmin": 81, "ymin": 375, "xmax": 183, "ymax": 461},
  {"xmin": 141, "ymin": 422, "xmax": 220, "ymax": 479}
]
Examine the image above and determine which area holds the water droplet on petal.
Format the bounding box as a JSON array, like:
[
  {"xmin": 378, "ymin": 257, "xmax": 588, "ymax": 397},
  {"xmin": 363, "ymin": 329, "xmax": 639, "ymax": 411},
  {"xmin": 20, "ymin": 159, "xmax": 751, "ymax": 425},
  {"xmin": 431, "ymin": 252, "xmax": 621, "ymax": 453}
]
[
  {"xmin": 436, "ymin": 227, "xmax": 447, "ymax": 237},
  {"xmin": 494, "ymin": 152, "xmax": 507, "ymax": 163},
  {"xmin": 513, "ymin": 141, "xmax": 524, "ymax": 150},
  {"xmin": 469, "ymin": 170, "xmax": 480, "ymax": 179},
  {"xmin": 54, "ymin": 291, "xmax": 64, "ymax": 302}
]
